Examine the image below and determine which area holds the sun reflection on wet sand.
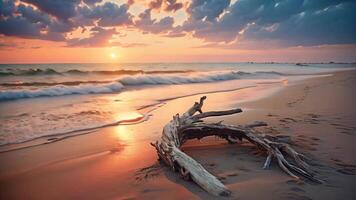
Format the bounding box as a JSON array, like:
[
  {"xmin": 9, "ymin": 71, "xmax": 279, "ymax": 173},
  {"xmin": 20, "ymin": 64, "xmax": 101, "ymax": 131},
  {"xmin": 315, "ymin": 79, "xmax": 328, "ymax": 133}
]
[
  {"xmin": 114, "ymin": 111, "xmax": 144, "ymax": 124},
  {"xmin": 115, "ymin": 125, "xmax": 134, "ymax": 143},
  {"xmin": 112, "ymin": 111, "xmax": 145, "ymax": 157},
  {"xmin": 113, "ymin": 124, "xmax": 143, "ymax": 157},
  {"xmin": 282, "ymin": 79, "xmax": 289, "ymax": 86}
]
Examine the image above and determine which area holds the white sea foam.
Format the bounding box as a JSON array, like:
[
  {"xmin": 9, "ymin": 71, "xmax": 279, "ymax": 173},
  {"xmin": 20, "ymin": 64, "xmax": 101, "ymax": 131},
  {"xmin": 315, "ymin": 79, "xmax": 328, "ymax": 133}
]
[
  {"xmin": 0, "ymin": 71, "xmax": 288, "ymax": 101},
  {"xmin": 0, "ymin": 63, "xmax": 350, "ymax": 149},
  {"xmin": 118, "ymin": 71, "xmax": 244, "ymax": 85},
  {"xmin": 0, "ymin": 82, "xmax": 124, "ymax": 101}
]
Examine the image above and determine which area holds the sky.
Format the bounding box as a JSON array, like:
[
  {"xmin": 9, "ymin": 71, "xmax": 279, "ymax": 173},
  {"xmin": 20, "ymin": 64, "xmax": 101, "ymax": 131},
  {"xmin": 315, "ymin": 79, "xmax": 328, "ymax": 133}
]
[{"xmin": 0, "ymin": 0, "xmax": 355, "ymax": 63}]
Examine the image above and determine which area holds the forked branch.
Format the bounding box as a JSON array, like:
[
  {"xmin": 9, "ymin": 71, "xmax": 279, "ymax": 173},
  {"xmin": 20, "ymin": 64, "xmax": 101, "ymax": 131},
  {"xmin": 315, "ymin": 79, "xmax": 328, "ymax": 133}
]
[{"xmin": 151, "ymin": 96, "xmax": 321, "ymax": 196}]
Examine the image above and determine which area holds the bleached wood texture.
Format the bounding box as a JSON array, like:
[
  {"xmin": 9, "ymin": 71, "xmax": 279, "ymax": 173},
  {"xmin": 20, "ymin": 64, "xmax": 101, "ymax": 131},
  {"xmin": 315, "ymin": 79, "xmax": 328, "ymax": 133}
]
[{"xmin": 151, "ymin": 96, "xmax": 320, "ymax": 196}]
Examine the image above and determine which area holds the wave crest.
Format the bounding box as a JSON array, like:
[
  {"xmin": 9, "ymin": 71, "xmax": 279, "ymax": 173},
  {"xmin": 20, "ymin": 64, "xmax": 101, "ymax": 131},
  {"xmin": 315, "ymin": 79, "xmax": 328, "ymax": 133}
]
[
  {"xmin": 0, "ymin": 68, "xmax": 193, "ymax": 76},
  {"xmin": 0, "ymin": 82, "xmax": 124, "ymax": 101},
  {"xmin": 0, "ymin": 71, "xmax": 285, "ymax": 101}
]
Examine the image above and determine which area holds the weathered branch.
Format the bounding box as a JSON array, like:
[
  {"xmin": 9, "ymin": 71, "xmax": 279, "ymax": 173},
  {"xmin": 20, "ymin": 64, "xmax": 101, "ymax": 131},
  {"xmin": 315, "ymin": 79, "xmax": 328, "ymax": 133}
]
[
  {"xmin": 151, "ymin": 96, "xmax": 321, "ymax": 196},
  {"xmin": 193, "ymin": 108, "xmax": 242, "ymax": 120}
]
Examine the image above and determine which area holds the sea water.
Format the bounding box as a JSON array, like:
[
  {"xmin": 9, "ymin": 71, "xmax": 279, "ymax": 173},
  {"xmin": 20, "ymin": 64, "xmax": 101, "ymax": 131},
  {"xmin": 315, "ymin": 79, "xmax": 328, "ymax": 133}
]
[{"xmin": 0, "ymin": 63, "xmax": 354, "ymax": 148}]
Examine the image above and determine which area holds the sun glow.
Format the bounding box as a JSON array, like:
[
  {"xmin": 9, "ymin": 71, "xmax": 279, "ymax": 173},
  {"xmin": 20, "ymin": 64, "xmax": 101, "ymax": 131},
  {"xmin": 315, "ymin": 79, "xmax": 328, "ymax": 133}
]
[{"xmin": 110, "ymin": 52, "xmax": 117, "ymax": 59}]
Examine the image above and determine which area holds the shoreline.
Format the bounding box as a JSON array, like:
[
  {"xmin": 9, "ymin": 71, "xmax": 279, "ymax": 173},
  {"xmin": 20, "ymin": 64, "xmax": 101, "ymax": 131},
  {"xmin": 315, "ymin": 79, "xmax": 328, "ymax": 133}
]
[
  {"xmin": 0, "ymin": 81, "xmax": 274, "ymax": 152},
  {"xmin": 0, "ymin": 70, "xmax": 355, "ymax": 199}
]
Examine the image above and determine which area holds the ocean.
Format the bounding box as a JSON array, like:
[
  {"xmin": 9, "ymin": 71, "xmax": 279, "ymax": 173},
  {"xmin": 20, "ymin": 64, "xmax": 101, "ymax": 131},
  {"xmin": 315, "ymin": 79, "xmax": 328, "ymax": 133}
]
[{"xmin": 0, "ymin": 63, "xmax": 354, "ymax": 150}]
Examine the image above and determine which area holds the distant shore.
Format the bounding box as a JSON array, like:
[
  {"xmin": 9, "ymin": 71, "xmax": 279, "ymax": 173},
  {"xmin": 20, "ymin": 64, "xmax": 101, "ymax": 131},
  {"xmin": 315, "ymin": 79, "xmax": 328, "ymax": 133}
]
[{"xmin": 0, "ymin": 70, "xmax": 355, "ymax": 199}]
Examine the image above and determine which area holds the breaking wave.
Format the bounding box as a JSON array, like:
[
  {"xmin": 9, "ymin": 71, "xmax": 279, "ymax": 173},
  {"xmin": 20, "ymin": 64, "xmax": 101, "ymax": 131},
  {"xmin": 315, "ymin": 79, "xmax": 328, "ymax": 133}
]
[
  {"xmin": 0, "ymin": 68, "xmax": 193, "ymax": 76},
  {"xmin": 0, "ymin": 80, "xmax": 112, "ymax": 87},
  {"xmin": 0, "ymin": 71, "xmax": 286, "ymax": 101},
  {"xmin": 0, "ymin": 82, "xmax": 124, "ymax": 101}
]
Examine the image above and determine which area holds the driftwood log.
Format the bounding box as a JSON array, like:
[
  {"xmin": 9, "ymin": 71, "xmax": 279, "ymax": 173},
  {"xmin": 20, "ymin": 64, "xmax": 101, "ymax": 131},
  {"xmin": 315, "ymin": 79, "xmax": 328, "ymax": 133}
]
[{"xmin": 151, "ymin": 96, "xmax": 320, "ymax": 196}]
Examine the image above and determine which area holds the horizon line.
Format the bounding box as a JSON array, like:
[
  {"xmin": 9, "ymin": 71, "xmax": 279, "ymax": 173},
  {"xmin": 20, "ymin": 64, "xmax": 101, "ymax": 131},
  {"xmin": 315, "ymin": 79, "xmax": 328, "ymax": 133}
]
[{"xmin": 1, "ymin": 61, "xmax": 356, "ymax": 65}]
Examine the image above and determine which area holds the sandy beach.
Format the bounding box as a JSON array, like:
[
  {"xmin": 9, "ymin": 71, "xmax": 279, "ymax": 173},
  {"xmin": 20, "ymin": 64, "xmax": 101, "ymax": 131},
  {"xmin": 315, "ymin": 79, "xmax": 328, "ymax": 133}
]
[
  {"xmin": 1, "ymin": 0, "xmax": 355, "ymax": 199},
  {"xmin": 0, "ymin": 70, "xmax": 355, "ymax": 200}
]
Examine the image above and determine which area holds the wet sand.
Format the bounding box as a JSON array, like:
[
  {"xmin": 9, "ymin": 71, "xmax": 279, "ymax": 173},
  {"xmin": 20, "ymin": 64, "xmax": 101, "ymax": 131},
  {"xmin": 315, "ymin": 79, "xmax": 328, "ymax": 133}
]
[{"xmin": 0, "ymin": 70, "xmax": 355, "ymax": 200}]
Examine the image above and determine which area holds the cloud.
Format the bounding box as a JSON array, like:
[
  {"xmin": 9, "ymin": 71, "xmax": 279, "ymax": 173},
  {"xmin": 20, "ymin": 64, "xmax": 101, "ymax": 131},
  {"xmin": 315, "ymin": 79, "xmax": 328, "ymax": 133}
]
[
  {"xmin": 163, "ymin": 31, "xmax": 186, "ymax": 37},
  {"xmin": 0, "ymin": 16, "xmax": 40, "ymax": 38},
  {"xmin": 21, "ymin": 0, "xmax": 80, "ymax": 21},
  {"xmin": 243, "ymin": 2, "xmax": 356, "ymax": 46},
  {"xmin": 148, "ymin": 0, "xmax": 163, "ymax": 10},
  {"xmin": 78, "ymin": 2, "xmax": 133, "ymax": 27},
  {"xmin": 1, "ymin": 0, "xmax": 355, "ymax": 49},
  {"xmin": 67, "ymin": 26, "xmax": 147, "ymax": 47},
  {"xmin": 179, "ymin": 0, "xmax": 356, "ymax": 47},
  {"xmin": 17, "ymin": 4, "xmax": 51, "ymax": 24},
  {"xmin": 187, "ymin": 0, "xmax": 231, "ymax": 21},
  {"xmin": 135, "ymin": 9, "xmax": 174, "ymax": 34},
  {"xmin": 0, "ymin": 15, "xmax": 65, "ymax": 41},
  {"xmin": 0, "ymin": 0, "xmax": 16, "ymax": 17},
  {"xmin": 67, "ymin": 26, "xmax": 117, "ymax": 47},
  {"xmin": 0, "ymin": 2, "xmax": 72, "ymax": 41},
  {"xmin": 148, "ymin": 0, "xmax": 183, "ymax": 12},
  {"xmin": 164, "ymin": 0, "xmax": 183, "ymax": 12},
  {"xmin": 0, "ymin": 0, "xmax": 141, "ymax": 46},
  {"xmin": 113, "ymin": 42, "xmax": 147, "ymax": 48},
  {"xmin": 83, "ymin": 0, "xmax": 103, "ymax": 5},
  {"xmin": 127, "ymin": 0, "xmax": 135, "ymax": 6}
]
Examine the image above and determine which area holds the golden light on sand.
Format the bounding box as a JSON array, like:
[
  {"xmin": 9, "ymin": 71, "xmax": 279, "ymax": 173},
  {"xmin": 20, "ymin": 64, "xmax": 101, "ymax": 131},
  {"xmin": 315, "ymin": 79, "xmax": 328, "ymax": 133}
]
[
  {"xmin": 113, "ymin": 111, "xmax": 143, "ymax": 154},
  {"xmin": 115, "ymin": 126, "xmax": 133, "ymax": 142},
  {"xmin": 114, "ymin": 125, "xmax": 138, "ymax": 156}
]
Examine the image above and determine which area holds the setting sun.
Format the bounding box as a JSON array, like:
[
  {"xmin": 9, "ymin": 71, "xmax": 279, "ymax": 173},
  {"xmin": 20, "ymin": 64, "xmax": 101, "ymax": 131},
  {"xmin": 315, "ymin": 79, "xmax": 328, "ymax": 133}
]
[{"xmin": 110, "ymin": 53, "xmax": 117, "ymax": 59}]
